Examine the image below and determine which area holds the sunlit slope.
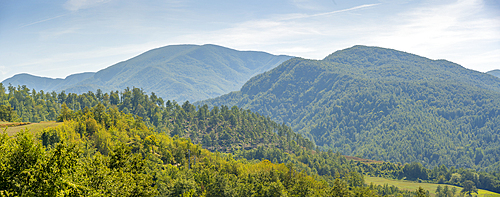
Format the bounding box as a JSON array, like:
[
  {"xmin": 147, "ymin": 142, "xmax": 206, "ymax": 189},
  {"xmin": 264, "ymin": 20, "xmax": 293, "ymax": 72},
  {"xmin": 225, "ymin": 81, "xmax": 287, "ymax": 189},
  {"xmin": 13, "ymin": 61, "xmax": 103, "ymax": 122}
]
[
  {"xmin": 198, "ymin": 45, "xmax": 500, "ymax": 171},
  {"xmin": 67, "ymin": 44, "xmax": 292, "ymax": 101}
]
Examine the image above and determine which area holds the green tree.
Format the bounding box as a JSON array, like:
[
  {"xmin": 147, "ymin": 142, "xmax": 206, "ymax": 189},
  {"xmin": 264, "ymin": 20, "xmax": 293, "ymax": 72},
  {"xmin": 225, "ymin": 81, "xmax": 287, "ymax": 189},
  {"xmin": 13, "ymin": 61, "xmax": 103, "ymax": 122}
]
[{"xmin": 461, "ymin": 180, "xmax": 478, "ymax": 197}]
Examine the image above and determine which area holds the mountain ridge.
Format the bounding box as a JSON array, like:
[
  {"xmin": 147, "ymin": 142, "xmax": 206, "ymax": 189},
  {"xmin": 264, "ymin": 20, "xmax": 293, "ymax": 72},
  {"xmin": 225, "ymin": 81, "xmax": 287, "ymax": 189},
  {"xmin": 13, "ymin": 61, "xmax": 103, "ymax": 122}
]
[
  {"xmin": 1, "ymin": 72, "xmax": 95, "ymax": 92},
  {"xmin": 2, "ymin": 44, "xmax": 293, "ymax": 102},
  {"xmin": 197, "ymin": 45, "xmax": 500, "ymax": 171},
  {"xmin": 487, "ymin": 69, "xmax": 500, "ymax": 78}
]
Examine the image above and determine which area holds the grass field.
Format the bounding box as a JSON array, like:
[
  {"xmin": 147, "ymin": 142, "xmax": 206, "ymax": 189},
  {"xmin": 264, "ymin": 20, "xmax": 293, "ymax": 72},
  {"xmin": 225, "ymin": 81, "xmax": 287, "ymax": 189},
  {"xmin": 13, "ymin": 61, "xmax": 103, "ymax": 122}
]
[
  {"xmin": 1, "ymin": 121, "xmax": 62, "ymax": 136},
  {"xmin": 365, "ymin": 176, "xmax": 500, "ymax": 197},
  {"xmin": 0, "ymin": 121, "xmax": 30, "ymax": 128}
]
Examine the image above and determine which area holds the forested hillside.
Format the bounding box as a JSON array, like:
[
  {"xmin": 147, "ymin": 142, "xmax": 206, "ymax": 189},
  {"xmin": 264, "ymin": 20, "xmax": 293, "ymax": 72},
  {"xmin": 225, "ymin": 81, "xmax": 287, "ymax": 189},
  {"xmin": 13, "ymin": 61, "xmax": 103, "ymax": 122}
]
[
  {"xmin": 487, "ymin": 69, "xmax": 500, "ymax": 78},
  {"xmin": 2, "ymin": 105, "xmax": 369, "ymax": 196},
  {"xmin": 198, "ymin": 45, "xmax": 500, "ymax": 172},
  {"xmin": 0, "ymin": 83, "xmax": 313, "ymax": 153},
  {"xmin": 2, "ymin": 84, "xmax": 500, "ymax": 195},
  {"xmin": 2, "ymin": 44, "xmax": 292, "ymax": 102}
]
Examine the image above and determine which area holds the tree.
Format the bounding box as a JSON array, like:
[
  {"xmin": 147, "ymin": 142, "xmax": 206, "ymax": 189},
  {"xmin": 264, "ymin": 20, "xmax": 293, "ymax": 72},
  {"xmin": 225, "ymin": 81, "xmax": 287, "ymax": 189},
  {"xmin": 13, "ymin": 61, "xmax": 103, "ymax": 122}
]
[
  {"xmin": 0, "ymin": 105, "xmax": 16, "ymax": 122},
  {"xmin": 461, "ymin": 180, "xmax": 478, "ymax": 197},
  {"xmin": 57, "ymin": 103, "xmax": 73, "ymax": 122},
  {"xmin": 416, "ymin": 186, "xmax": 428, "ymax": 197},
  {"xmin": 436, "ymin": 185, "xmax": 443, "ymax": 197}
]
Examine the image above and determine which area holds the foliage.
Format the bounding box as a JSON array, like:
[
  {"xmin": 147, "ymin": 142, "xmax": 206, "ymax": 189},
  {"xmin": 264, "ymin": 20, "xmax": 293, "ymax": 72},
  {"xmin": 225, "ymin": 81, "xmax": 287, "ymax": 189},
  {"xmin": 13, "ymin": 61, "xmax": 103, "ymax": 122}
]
[
  {"xmin": 197, "ymin": 45, "xmax": 500, "ymax": 173},
  {"xmin": 1, "ymin": 105, "xmax": 394, "ymax": 196},
  {"xmin": 0, "ymin": 105, "xmax": 17, "ymax": 122}
]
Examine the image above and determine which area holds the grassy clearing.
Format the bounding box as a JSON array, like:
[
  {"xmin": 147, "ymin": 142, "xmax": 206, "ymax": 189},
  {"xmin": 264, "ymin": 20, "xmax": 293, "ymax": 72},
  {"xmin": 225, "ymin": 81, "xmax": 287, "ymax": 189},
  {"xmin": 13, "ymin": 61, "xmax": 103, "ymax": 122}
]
[
  {"xmin": 0, "ymin": 121, "xmax": 30, "ymax": 128},
  {"xmin": 365, "ymin": 176, "xmax": 500, "ymax": 197},
  {"xmin": 1, "ymin": 121, "xmax": 62, "ymax": 136}
]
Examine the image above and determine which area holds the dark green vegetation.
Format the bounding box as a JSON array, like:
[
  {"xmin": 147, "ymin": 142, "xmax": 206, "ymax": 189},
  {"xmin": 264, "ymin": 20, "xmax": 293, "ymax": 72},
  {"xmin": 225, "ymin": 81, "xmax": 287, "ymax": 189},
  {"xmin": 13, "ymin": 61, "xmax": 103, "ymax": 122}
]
[
  {"xmin": 2, "ymin": 85, "xmax": 500, "ymax": 195},
  {"xmin": 487, "ymin": 69, "xmax": 500, "ymax": 78},
  {"xmin": 198, "ymin": 45, "xmax": 500, "ymax": 172},
  {"xmin": 2, "ymin": 44, "xmax": 292, "ymax": 102},
  {"xmin": 0, "ymin": 105, "xmax": 17, "ymax": 122},
  {"xmin": 0, "ymin": 83, "xmax": 314, "ymax": 153},
  {"xmin": 0, "ymin": 104, "xmax": 387, "ymax": 196}
]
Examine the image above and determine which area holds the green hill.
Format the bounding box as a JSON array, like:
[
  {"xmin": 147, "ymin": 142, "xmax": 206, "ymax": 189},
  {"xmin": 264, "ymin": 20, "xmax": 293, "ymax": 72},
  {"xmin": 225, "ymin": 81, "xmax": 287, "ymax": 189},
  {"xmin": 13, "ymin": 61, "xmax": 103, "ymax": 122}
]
[
  {"xmin": 2, "ymin": 44, "xmax": 292, "ymax": 102},
  {"xmin": 197, "ymin": 45, "xmax": 500, "ymax": 171},
  {"xmin": 1, "ymin": 72, "xmax": 95, "ymax": 92},
  {"xmin": 487, "ymin": 69, "xmax": 500, "ymax": 78},
  {"xmin": 2, "ymin": 82, "xmax": 500, "ymax": 194}
]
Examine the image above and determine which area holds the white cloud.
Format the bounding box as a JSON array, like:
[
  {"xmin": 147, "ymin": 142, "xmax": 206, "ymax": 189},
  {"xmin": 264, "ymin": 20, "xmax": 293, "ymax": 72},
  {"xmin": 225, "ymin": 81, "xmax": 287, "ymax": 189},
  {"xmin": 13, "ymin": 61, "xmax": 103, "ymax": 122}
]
[
  {"xmin": 173, "ymin": 3, "xmax": 381, "ymax": 59},
  {"xmin": 11, "ymin": 42, "xmax": 164, "ymax": 68},
  {"xmin": 20, "ymin": 14, "xmax": 67, "ymax": 28},
  {"xmin": 279, "ymin": 3, "xmax": 380, "ymax": 21},
  {"xmin": 0, "ymin": 66, "xmax": 7, "ymax": 75},
  {"xmin": 64, "ymin": 0, "xmax": 111, "ymax": 11},
  {"xmin": 366, "ymin": 0, "xmax": 500, "ymax": 71},
  {"xmin": 275, "ymin": 46, "xmax": 317, "ymax": 54},
  {"xmin": 291, "ymin": 0, "xmax": 327, "ymax": 10},
  {"xmin": 39, "ymin": 27, "xmax": 80, "ymax": 40}
]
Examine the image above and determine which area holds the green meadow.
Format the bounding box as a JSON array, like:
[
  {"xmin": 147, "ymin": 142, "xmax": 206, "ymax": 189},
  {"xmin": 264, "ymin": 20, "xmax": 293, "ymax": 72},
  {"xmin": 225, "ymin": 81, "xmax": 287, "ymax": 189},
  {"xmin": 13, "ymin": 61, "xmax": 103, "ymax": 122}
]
[
  {"xmin": 365, "ymin": 176, "xmax": 500, "ymax": 197},
  {"xmin": 1, "ymin": 121, "xmax": 62, "ymax": 136}
]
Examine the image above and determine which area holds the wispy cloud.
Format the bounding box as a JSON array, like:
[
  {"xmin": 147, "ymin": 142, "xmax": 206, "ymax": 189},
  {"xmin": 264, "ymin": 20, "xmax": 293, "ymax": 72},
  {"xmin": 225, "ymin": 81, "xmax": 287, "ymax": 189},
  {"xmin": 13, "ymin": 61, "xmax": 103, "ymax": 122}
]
[
  {"xmin": 39, "ymin": 27, "xmax": 80, "ymax": 40},
  {"xmin": 19, "ymin": 14, "xmax": 67, "ymax": 28},
  {"xmin": 64, "ymin": 0, "xmax": 111, "ymax": 11},
  {"xmin": 7, "ymin": 41, "xmax": 167, "ymax": 70},
  {"xmin": 0, "ymin": 66, "xmax": 7, "ymax": 75},
  {"xmin": 367, "ymin": 0, "xmax": 500, "ymax": 71},
  {"xmin": 280, "ymin": 3, "xmax": 380, "ymax": 21},
  {"xmin": 174, "ymin": 3, "xmax": 381, "ymax": 58}
]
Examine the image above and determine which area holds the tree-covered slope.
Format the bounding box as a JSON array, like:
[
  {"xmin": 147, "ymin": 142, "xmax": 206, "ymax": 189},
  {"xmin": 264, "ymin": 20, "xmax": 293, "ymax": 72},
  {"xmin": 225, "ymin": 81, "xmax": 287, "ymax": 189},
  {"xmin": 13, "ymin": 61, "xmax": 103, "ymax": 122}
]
[
  {"xmin": 2, "ymin": 83, "xmax": 500, "ymax": 195},
  {"xmin": 1, "ymin": 72, "xmax": 95, "ymax": 93},
  {"xmin": 2, "ymin": 44, "xmax": 292, "ymax": 102},
  {"xmin": 197, "ymin": 45, "xmax": 500, "ymax": 171},
  {"xmin": 487, "ymin": 69, "xmax": 500, "ymax": 78}
]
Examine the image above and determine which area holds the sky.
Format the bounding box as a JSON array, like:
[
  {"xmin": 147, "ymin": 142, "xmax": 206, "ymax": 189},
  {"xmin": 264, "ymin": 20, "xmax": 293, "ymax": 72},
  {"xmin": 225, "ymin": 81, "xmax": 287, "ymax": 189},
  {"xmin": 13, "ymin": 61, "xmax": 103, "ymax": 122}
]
[{"xmin": 0, "ymin": 0, "xmax": 499, "ymax": 82}]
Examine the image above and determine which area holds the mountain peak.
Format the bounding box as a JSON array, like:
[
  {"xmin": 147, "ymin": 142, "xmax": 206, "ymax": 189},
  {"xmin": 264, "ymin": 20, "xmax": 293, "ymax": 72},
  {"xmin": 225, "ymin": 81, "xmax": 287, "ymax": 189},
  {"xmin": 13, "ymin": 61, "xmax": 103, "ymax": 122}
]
[{"xmin": 2, "ymin": 44, "xmax": 293, "ymax": 102}]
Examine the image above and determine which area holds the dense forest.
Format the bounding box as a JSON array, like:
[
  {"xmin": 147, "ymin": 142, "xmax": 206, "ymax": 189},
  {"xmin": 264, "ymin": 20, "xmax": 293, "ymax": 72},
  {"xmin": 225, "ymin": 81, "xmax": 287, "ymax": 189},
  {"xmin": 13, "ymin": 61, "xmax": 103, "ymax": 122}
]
[
  {"xmin": 1, "ymin": 103, "xmax": 414, "ymax": 196},
  {"xmin": 1, "ymin": 83, "xmax": 500, "ymax": 195},
  {"xmin": 198, "ymin": 45, "xmax": 500, "ymax": 172},
  {"xmin": 0, "ymin": 83, "xmax": 314, "ymax": 153}
]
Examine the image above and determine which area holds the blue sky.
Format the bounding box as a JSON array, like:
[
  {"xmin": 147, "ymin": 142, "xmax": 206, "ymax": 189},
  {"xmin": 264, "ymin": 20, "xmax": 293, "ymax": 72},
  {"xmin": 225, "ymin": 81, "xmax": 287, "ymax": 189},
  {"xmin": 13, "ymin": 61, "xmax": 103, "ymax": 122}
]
[{"xmin": 0, "ymin": 0, "xmax": 499, "ymax": 81}]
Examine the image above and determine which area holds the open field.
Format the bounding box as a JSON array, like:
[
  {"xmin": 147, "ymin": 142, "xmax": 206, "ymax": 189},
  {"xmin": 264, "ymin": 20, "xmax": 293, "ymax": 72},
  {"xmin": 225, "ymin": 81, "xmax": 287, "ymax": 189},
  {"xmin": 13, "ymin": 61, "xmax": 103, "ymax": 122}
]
[
  {"xmin": 1, "ymin": 121, "xmax": 62, "ymax": 136},
  {"xmin": 0, "ymin": 121, "xmax": 30, "ymax": 128},
  {"xmin": 365, "ymin": 176, "xmax": 500, "ymax": 197}
]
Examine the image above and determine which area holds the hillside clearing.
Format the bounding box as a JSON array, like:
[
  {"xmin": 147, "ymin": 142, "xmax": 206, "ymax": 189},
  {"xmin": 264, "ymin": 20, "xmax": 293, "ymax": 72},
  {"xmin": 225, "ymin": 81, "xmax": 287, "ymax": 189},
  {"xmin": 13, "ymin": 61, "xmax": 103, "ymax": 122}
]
[
  {"xmin": 365, "ymin": 176, "xmax": 500, "ymax": 197},
  {"xmin": 1, "ymin": 121, "xmax": 62, "ymax": 136}
]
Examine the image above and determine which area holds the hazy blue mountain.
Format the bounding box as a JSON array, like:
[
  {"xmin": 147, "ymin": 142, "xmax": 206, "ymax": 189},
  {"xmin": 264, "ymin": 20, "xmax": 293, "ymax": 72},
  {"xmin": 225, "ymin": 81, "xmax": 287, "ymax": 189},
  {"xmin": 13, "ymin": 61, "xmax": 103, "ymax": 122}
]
[
  {"xmin": 2, "ymin": 44, "xmax": 292, "ymax": 101},
  {"xmin": 1, "ymin": 72, "xmax": 95, "ymax": 92},
  {"xmin": 197, "ymin": 45, "xmax": 500, "ymax": 170},
  {"xmin": 487, "ymin": 69, "xmax": 500, "ymax": 78}
]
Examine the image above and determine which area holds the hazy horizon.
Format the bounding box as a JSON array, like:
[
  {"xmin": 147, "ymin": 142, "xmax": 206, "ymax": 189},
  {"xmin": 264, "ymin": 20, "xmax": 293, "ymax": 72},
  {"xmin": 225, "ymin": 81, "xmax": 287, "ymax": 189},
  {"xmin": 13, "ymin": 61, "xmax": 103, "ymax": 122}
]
[{"xmin": 1, "ymin": 0, "xmax": 499, "ymax": 81}]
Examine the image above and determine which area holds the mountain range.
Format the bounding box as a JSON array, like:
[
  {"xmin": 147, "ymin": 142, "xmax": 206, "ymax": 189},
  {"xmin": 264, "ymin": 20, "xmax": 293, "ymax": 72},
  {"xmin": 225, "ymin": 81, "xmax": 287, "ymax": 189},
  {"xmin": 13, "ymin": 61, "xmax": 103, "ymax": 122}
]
[
  {"xmin": 1, "ymin": 44, "xmax": 292, "ymax": 102},
  {"xmin": 3, "ymin": 44, "xmax": 500, "ymax": 171},
  {"xmin": 197, "ymin": 45, "xmax": 500, "ymax": 171}
]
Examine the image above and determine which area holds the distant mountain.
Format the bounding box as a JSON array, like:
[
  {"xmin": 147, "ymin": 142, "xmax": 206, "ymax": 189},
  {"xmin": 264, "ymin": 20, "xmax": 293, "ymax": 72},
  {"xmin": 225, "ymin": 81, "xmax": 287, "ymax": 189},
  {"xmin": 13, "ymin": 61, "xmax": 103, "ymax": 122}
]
[
  {"xmin": 2, "ymin": 44, "xmax": 292, "ymax": 102},
  {"xmin": 198, "ymin": 45, "xmax": 500, "ymax": 171},
  {"xmin": 2, "ymin": 72, "xmax": 95, "ymax": 92},
  {"xmin": 487, "ymin": 69, "xmax": 500, "ymax": 78}
]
